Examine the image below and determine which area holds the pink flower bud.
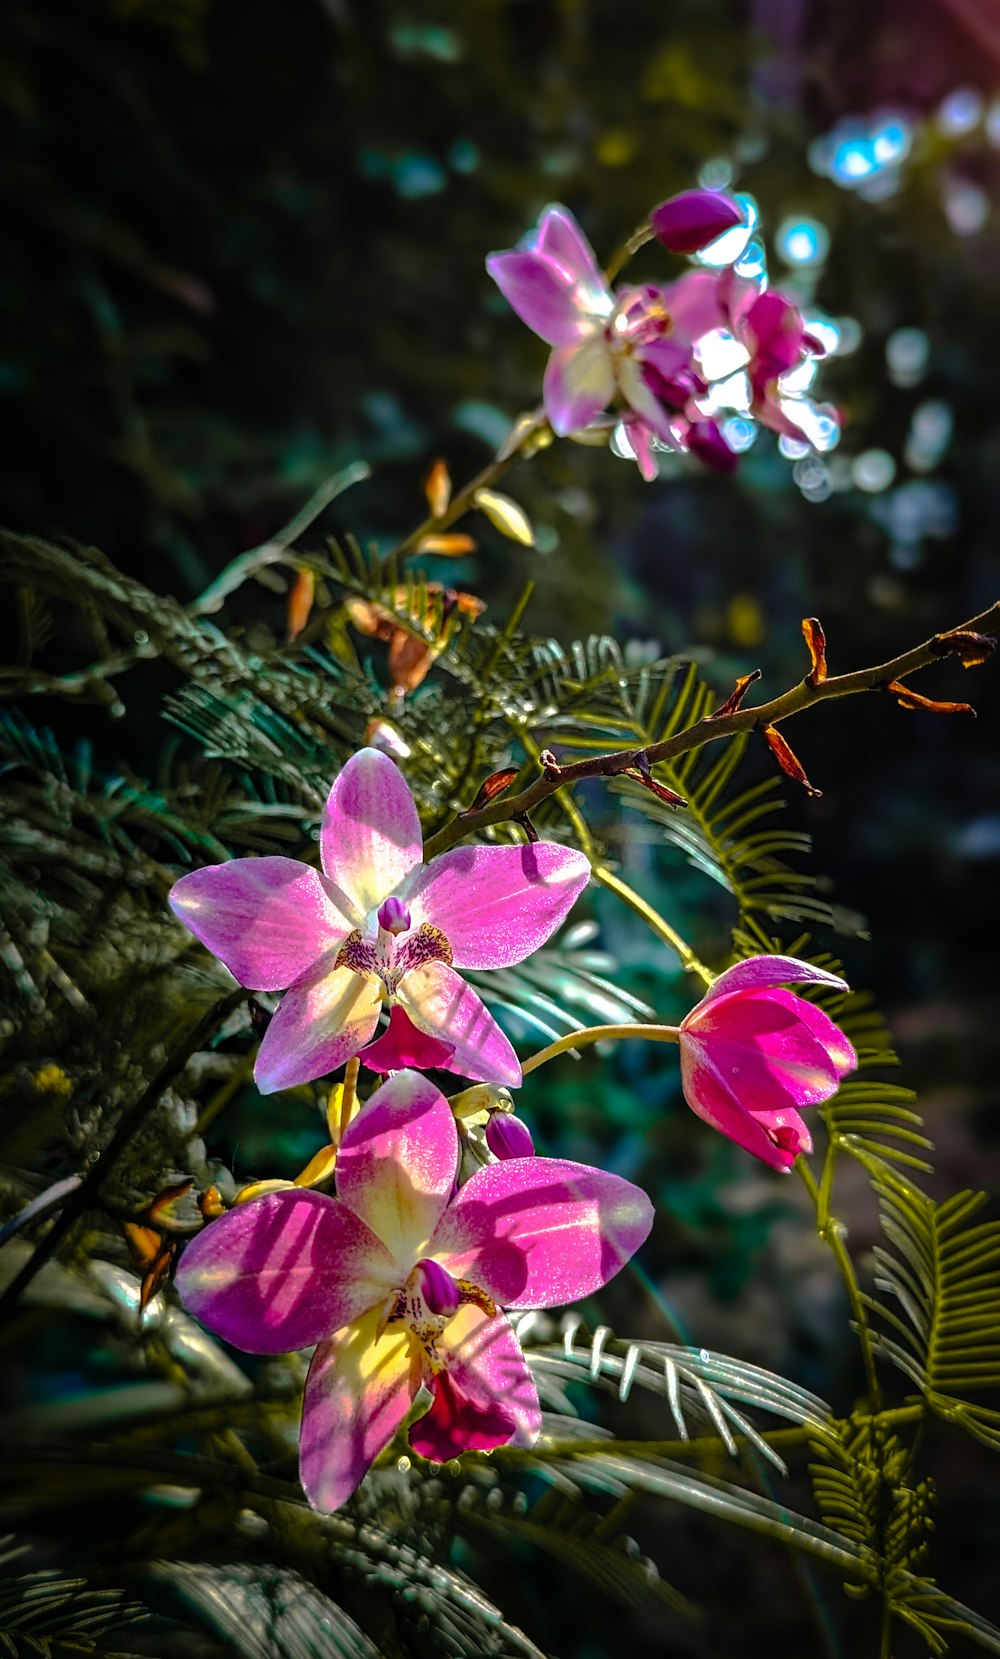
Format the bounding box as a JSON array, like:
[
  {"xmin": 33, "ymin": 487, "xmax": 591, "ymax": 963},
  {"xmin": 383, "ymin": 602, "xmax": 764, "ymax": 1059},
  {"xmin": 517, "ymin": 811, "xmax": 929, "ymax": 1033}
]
[
  {"xmin": 650, "ymin": 190, "xmax": 744, "ymax": 255},
  {"xmin": 485, "ymin": 1113, "xmax": 535, "ymax": 1160},
  {"xmin": 414, "ymin": 1257, "xmax": 460, "ymax": 1318},
  {"xmin": 377, "ymin": 896, "xmax": 411, "ymax": 936}
]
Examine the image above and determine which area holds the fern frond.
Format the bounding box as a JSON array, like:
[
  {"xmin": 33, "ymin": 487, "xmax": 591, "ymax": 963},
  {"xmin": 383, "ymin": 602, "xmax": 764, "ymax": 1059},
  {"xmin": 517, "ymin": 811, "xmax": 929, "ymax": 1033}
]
[{"xmin": 866, "ymin": 1177, "xmax": 1000, "ymax": 1435}]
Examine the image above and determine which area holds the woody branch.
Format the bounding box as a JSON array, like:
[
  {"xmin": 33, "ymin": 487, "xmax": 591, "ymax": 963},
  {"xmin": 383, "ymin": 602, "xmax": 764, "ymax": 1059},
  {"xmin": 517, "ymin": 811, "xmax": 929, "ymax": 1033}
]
[{"xmin": 422, "ymin": 599, "xmax": 1000, "ymax": 859}]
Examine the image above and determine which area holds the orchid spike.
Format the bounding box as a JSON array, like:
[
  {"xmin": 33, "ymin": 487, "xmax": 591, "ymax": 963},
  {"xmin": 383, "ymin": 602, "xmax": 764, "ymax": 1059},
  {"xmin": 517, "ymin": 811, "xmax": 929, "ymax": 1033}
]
[
  {"xmin": 169, "ymin": 749, "xmax": 590, "ymax": 1092},
  {"xmin": 486, "ymin": 206, "xmax": 725, "ymax": 451},
  {"xmin": 175, "ymin": 1070, "xmax": 653, "ymax": 1512},
  {"xmin": 678, "ymin": 956, "xmax": 857, "ymax": 1171}
]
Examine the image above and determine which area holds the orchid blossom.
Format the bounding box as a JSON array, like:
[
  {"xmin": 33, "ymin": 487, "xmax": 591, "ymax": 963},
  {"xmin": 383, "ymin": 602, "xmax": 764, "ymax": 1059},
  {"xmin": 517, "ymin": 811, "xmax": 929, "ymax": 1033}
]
[
  {"xmin": 175, "ymin": 1070, "xmax": 653, "ymax": 1512},
  {"xmin": 678, "ymin": 956, "xmax": 857, "ymax": 1171},
  {"xmin": 169, "ymin": 748, "xmax": 590, "ymax": 1092},
  {"xmin": 486, "ymin": 206, "xmax": 728, "ymax": 448},
  {"xmin": 719, "ymin": 275, "xmax": 839, "ymax": 448}
]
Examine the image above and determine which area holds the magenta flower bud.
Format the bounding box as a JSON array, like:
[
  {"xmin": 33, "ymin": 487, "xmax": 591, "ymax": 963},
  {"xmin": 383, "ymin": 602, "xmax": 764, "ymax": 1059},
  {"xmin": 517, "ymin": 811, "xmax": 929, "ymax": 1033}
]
[
  {"xmin": 485, "ymin": 1113, "xmax": 535, "ymax": 1160},
  {"xmin": 650, "ymin": 189, "xmax": 744, "ymax": 255},
  {"xmin": 414, "ymin": 1257, "xmax": 460, "ymax": 1318},
  {"xmin": 688, "ymin": 419, "xmax": 739, "ymax": 475},
  {"xmin": 377, "ymin": 896, "xmax": 411, "ymax": 936}
]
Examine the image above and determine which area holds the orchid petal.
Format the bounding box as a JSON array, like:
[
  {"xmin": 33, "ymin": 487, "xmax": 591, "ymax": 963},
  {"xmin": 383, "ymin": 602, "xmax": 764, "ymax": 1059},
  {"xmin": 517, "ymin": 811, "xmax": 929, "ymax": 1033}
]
[
  {"xmin": 532, "ymin": 206, "xmax": 609, "ymax": 305},
  {"xmin": 430, "ymin": 1157, "xmax": 653, "ymax": 1308},
  {"xmin": 407, "ymin": 843, "xmax": 590, "ymax": 970},
  {"xmin": 615, "ymin": 354, "xmax": 678, "ymax": 441},
  {"xmin": 662, "ymin": 269, "xmax": 729, "ymax": 343},
  {"xmin": 486, "ymin": 250, "xmax": 601, "ymax": 347},
  {"xmin": 255, "ymin": 962, "xmax": 382, "ymax": 1094},
  {"xmin": 543, "ymin": 337, "xmax": 617, "ymax": 435},
  {"xmin": 320, "ymin": 749, "xmax": 423, "ymax": 919},
  {"xmin": 335, "ymin": 1070, "xmax": 459, "ymax": 1267},
  {"xmin": 169, "ymin": 858, "xmax": 352, "ymax": 992},
  {"xmin": 695, "ymin": 986, "xmax": 856, "ymax": 1082},
  {"xmin": 362, "ymin": 1005, "xmax": 456, "ymax": 1073},
  {"xmin": 679, "ymin": 1043, "xmax": 797, "ymax": 1172},
  {"xmin": 300, "ymin": 1311, "xmax": 420, "ymax": 1513},
  {"xmin": 409, "ymin": 1305, "xmax": 539, "ymax": 1460},
  {"xmin": 397, "ymin": 961, "xmax": 521, "ymax": 1087},
  {"xmin": 696, "ymin": 955, "xmax": 848, "ymax": 1007},
  {"xmin": 175, "ymin": 1189, "xmax": 396, "ymax": 1354}
]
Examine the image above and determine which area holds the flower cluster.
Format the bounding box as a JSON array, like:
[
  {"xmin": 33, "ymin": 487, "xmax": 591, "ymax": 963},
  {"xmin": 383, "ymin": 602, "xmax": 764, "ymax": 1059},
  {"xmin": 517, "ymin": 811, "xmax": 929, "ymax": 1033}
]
[
  {"xmin": 169, "ymin": 746, "xmax": 856, "ymax": 1514},
  {"xmin": 486, "ymin": 190, "xmax": 838, "ymax": 479}
]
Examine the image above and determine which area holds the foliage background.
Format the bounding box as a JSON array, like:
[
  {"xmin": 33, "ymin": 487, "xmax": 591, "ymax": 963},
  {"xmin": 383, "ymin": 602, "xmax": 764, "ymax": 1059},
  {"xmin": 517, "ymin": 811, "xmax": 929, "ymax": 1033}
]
[{"xmin": 1, "ymin": 0, "xmax": 999, "ymax": 1654}]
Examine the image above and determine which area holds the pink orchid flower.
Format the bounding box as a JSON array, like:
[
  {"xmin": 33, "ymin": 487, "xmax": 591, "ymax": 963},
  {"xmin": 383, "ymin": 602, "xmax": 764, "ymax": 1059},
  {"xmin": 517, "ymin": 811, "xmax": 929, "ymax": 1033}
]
[
  {"xmin": 169, "ymin": 748, "xmax": 590, "ymax": 1092},
  {"xmin": 678, "ymin": 956, "xmax": 857, "ymax": 1171},
  {"xmin": 175, "ymin": 1070, "xmax": 653, "ymax": 1512},
  {"xmin": 486, "ymin": 206, "xmax": 725, "ymax": 445},
  {"xmin": 721, "ymin": 275, "xmax": 839, "ymax": 447}
]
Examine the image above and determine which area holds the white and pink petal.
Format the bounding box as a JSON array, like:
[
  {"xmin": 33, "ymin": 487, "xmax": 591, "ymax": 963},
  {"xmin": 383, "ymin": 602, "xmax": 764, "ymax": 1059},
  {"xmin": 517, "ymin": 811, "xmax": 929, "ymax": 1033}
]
[
  {"xmin": 543, "ymin": 337, "xmax": 617, "ymax": 435},
  {"xmin": 409, "ymin": 1305, "xmax": 539, "ymax": 1460},
  {"xmin": 169, "ymin": 857, "xmax": 352, "ymax": 992},
  {"xmin": 175, "ymin": 1189, "xmax": 396, "ymax": 1354},
  {"xmin": 255, "ymin": 961, "xmax": 382, "ymax": 1095},
  {"xmin": 407, "ymin": 842, "xmax": 590, "ymax": 970},
  {"xmin": 300, "ymin": 1312, "xmax": 420, "ymax": 1513},
  {"xmin": 335, "ymin": 1070, "xmax": 460, "ymax": 1268},
  {"xmin": 320, "ymin": 748, "xmax": 423, "ymax": 920},
  {"xmin": 430, "ymin": 1157, "xmax": 653, "ymax": 1309},
  {"xmin": 396, "ymin": 961, "xmax": 521, "ymax": 1087}
]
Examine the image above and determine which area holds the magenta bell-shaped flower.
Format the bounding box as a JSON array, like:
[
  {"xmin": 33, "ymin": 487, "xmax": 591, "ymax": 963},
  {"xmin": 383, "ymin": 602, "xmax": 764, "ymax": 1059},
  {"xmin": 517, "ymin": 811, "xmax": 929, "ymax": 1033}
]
[
  {"xmin": 485, "ymin": 1113, "xmax": 535, "ymax": 1160},
  {"xmin": 678, "ymin": 956, "xmax": 857, "ymax": 1172},
  {"xmin": 650, "ymin": 189, "xmax": 744, "ymax": 255}
]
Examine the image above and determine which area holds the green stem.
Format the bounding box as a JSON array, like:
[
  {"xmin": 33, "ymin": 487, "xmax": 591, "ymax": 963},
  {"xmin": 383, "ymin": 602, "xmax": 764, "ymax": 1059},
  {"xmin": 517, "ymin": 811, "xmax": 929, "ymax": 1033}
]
[
  {"xmin": 593, "ymin": 865, "xmax": 713, "ymax": 985},
  {"xmin": 797, "ymin": 1157, "xmax": 883, "ymax": 1411},
  {"xmin": 522, "ymin": 1022, "xmax": 680, "ymax": 1076},
  {"xmin": 391, "ymin": 405, "xmax": 549, "ymax": 560}
]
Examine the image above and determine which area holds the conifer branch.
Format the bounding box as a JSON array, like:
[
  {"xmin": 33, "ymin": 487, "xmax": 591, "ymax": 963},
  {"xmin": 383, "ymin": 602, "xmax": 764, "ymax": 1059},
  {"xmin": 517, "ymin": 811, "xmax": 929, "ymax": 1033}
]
[
  {"xmin": 423, "ymin": 599, "xmax": 1000, "ymax": 858},
  {"xmin": 0, "ymin": 989, "xmax": 246, "ymax": 1320}
]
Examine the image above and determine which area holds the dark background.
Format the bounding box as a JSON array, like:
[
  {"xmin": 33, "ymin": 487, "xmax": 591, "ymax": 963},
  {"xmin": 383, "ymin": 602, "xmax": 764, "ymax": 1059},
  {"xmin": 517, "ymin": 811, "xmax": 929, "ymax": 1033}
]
[{"xmin": 2, "ymin": 1, "xmax": 999, "ymax": 1652}]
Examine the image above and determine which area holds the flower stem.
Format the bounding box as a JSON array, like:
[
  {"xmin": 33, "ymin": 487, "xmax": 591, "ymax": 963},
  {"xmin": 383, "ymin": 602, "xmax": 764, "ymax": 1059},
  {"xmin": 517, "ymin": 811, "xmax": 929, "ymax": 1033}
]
[
  {"xmin": 797, "ymin": 1155, "xmax": 883, "ymax": 1410},
  {"xmin": 603, "ymin": 219, "xmax": 654, "ymax": 284},
  {"xmin": 391, "ymin": 405, "xmax": 549, "ymax": 560},
  {"xmin": 522, "ymin": 1022, "xmax": 680, "ymax": 1075},
  {"xmin": 593, "ymin": 865, "xmax": 713, "ymax": 986},
  {"xmin": 338, "ymin": 1056, "xmax": 360, "ymax": 1141}
]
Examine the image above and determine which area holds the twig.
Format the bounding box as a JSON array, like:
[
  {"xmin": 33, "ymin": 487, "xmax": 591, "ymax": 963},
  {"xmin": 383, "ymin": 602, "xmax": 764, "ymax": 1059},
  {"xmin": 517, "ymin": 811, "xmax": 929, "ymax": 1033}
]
[
  {"xmin": 0, "ymin": 989, "xmax": 245, "ymax": 1320},
  {"xmin": 423, "ymin": 600, "xmax": 1000, "ymax": 859},
  {"xmin": 391, "ymin": 406, "xmax": 548, "ymax": 559}
]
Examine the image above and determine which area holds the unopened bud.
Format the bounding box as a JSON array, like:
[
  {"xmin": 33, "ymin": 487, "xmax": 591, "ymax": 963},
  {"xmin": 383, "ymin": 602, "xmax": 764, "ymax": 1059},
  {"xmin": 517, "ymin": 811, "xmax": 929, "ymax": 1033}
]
[
  {"xmin": 364, "ymin": 718, "xmax": 412, "ymax": 759},
  {"xmin": 486, "ymin": 1114, "xmax": 535, "ymax": 1160},
  {"xmin": 650, "ymin": 189, "xmax": 744, "ymax": 255},
  {"xmin": 414, "ymin": 1257, "xmax": 460, "ymax": 1317},
  {"xmin": 377, "ymin": 896, "xmax": 411, "ymax": 935}
]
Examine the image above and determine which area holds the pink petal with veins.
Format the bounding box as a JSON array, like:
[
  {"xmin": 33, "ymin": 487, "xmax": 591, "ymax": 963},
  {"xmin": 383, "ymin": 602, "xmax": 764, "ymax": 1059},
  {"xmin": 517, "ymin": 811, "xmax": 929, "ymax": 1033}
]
[
  {"xmin": 430, "ymin": 1157, "xmax": 653, "ymax": 1308},
  {"xmin": 169, "ymin": 857, "xmax": 353, "ymax": 991},
  {"xmin": 335, "ymin": 1069, "xmax": 459, "ymax": 1268},
  {"xmin": 300, "ymin": 1311, "xmax": 420, "ymax": 1513},
  {"xmin": 408, "ymin": 842, "xmax": 590, "ymax": 970},
  {"xmin": 175, "ymin": 1189, "xmax": 396, "ymax": 1354},
  {"xmin": 396, "ymin": 960, "xmax": 521, "ymax": 1086},
  {"xmin": 255, "ymin": 961, "xmax": 382, "ymax": 1094},
  {"xmin": 679, "ymin": 1042, "xmax": 799, "ymax": 1172},
  {"xmin": 486, "ymin": 250, "xmax": 602, "ymax": 347},
  {"xmin": 696, "ymin": 955, "xmax": 848, "ymax": 1007},
  {"xmin": 320, "ymin": 748, "xmax": 423, "ymax": 920},
  {"xmin": 532, "ymin": 205, "xmax": 608, "ymax": 298},
  {"xmin": 409, "ymin": 1305, "xmax": 538, "ymax": 1460}
]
